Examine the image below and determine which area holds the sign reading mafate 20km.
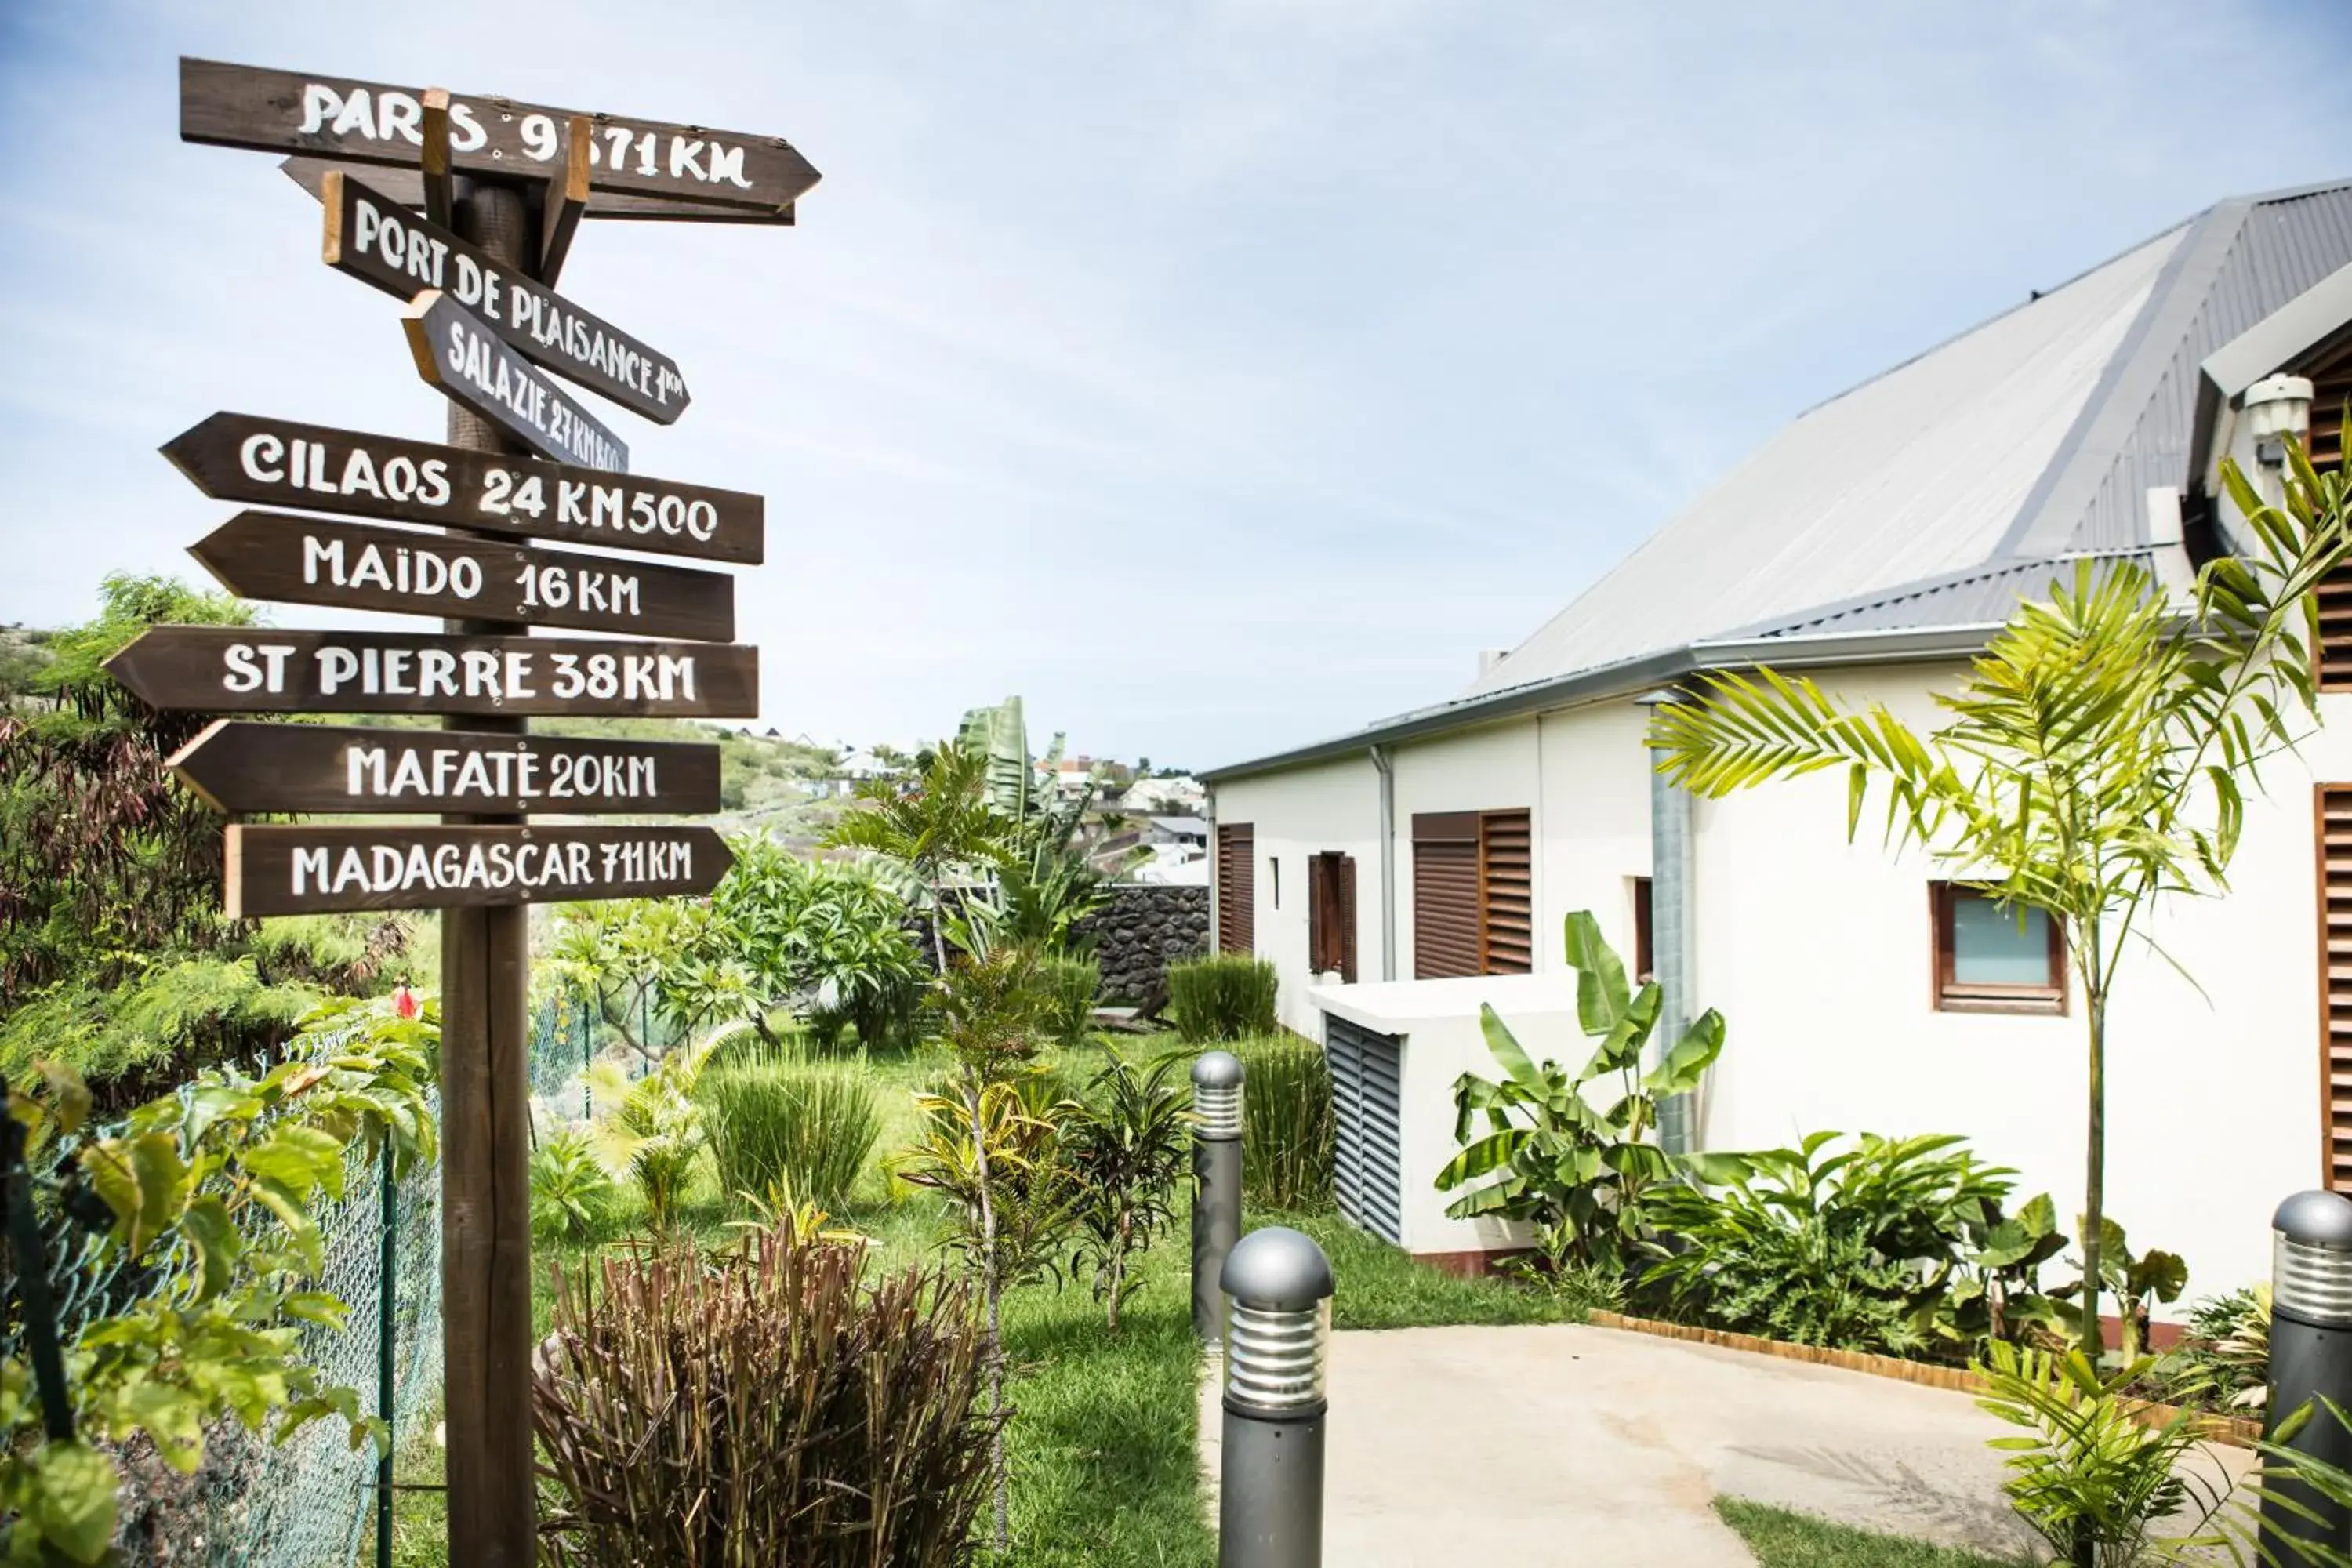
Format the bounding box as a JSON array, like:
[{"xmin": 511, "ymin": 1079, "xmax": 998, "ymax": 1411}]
[
  {"xmin": 223, "ymin": 822, "xmax": 734, "ymax": 916},
  {"xmin": 325, "ymin": 172, "xmax": 688, "ymax": 422},
  {"xmin": 405, "ymin": 291, "xmax": 627, "ymax": 471},
  {"xmin": 189, "ymin": 512, "xmax": 735, "ymax": 641},
  {"xmin": 172, "ymin": 721, "xmax": 723, "ymax": 816},
  {"xmin": 180, "ymin": 57, "xmax": 818, "ymax": 216},
  {"xmin": 107, "ymin": 628, "xmax": 758, "ymax": 718},
  {"xmin": 162, "ymin": 413, "xmax": 763, "ymax": 564}
]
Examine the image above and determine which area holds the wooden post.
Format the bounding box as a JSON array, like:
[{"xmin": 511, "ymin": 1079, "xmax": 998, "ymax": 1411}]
[{"xmin": 440, "ymin": 172, "xmax": 538, "ymax": 1568}]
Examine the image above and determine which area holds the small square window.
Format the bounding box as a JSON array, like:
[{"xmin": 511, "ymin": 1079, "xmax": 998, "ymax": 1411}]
[
  {"xmin": 1932, "ymin": 884, "xmax": 2067, "ymax": 1014},
  {"xmin": 1632, "ymin": 877, "xmax": 1654, "ymax": 985}
]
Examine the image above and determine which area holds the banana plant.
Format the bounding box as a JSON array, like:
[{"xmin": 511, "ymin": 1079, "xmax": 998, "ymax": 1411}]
[{"xmin": 1434, "ymin": 910, "xmax": 1732, "ymax": 1276}]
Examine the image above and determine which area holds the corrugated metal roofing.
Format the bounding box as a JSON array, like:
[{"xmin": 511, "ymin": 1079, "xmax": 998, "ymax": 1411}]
[
  {"xmin": 1465, "ymin": 226, "xmax": 2182, "ymax": 697},
  {"xmin": 1740, "ymin": 549, "xmax": 2161, "ymax": 639}
]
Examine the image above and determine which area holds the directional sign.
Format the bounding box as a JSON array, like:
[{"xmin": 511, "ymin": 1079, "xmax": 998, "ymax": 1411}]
[
  {"xmin": 280, "ymin": 158, "xmax": 799, "ymax": 230},
  {"xmin": 223, "ymin": 822, "xmax": 735, "ymax": 916},
  {"xmin": 325, "ymin": 173, "xmax": 688, "ymax": 423},
  {"xmin": 169, "ymin": 721, "xmax": 722, "ymax": 816},
  {"xmin": 161, "ymin": 413, "xmax": 762, "ymax": 564},
  {"xmin": 106, "ymin": 628, "xmax": 759, "ymax": 719},
  {"xmin": 189, "ymin": 513, "xmax": 735, "ymax": 641},
  {"xmin": 180, "ymin": 57, "xmax": 818, "ymax": 216},
  {"xmin": 405, "ymin": 292, "xmax": 627, "ymax": 472}
]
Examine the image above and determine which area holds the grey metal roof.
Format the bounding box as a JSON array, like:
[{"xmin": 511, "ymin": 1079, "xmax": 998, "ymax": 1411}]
[{"xmin": 1207, "ymin": 177, "xmax": 2352, "ymax": 786}]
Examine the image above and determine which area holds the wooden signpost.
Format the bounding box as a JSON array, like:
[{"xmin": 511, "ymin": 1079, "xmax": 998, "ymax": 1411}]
[
  {"xmin": 106, "ymin": 626, "xmax": 758, "ymax": 717},
  {"xmin": 171, "ymin": 721, "xmax": 724, "ymax": 816},
  {"xmin": 140, "ymin": 57, "xmax": 809, "ymax": 1565},
  {"xmin": 326, "ymin": 171, "xmax": 689, "ymax": 421},
  {"xmin": 405, "ymin": 291, "xmax": 629, "ymax": 471},
  {"xmin": 161, "ymin": 412, "xmax": 764, "ymax": 563},
  {"xmin": 179, "ymin": 57, "xmax": 818, "ymax": 216},
  {"xmin": 188, "ymin": 512, "xmax": 736, "ymax": 639},
  {"xmin": 223, "ymin": 822, "xmax": 734, "ymax": 916}
]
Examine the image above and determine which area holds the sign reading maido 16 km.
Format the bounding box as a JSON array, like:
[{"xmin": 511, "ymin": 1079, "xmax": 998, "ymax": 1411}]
[{"xmin": 148, "ymin": 59, "xmax": 811, "ymax": 1564}]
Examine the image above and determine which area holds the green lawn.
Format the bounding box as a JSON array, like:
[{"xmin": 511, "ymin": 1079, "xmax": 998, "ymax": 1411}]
[
  {"xmin": 1715, "ymin": 1498, "xmax": 2021, "ymax": 1568},
  {"xmin": 367, "ymin": 1036, "xmax": 1584, "ymax": 1563}
]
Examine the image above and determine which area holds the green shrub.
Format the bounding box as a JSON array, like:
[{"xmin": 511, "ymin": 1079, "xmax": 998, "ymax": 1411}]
[
  {"xmin": 1040, "ymin": 955, "xmax": 1102, "ymax": 1049},
  {"xmin": 702, "ymin": 1048, "xmax": 884, "ymax": 1210},
  {"xmin": 1235, "ymin": 1033, "xmax": 1334, "ymax": 1210},
  {"xmin": 532, "ymin": 1129, "xmax": 619, "ymax": 1246},
  {"xmin": 534, "ymin": 1225, "xmax": 993, "ymax": 1566},
  {"xmin": 1167, "ymin": 954, "xmax": 1276, "ymax": 1043}
]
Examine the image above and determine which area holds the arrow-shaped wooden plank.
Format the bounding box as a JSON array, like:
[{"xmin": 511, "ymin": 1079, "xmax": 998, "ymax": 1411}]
[
  {"xmin": 326, "ymin": 172, "xmax": 688, "ymax": 423},
  {"xmin": 224, "ymin": 822, "xmax": 735, "ymax": 916},
  {"xmin": 405, "ymin": 292, "xmax": 628, "ymax": 471},
  {"xmin": 180, "ymin": 57, "xmax": 817, "ymax": 216},
  {"xmin": 161, "ymin": 413, "xmax": 762, "ymax": 564},
  {"xmin": 171, "ymin": 721, "xmax": 723, "ymax": 816},
  {"xmin": 107, "ymin": 627, "xmax": 758, "ymax": 719},
  {"xmin": 189, "ymin": 513, "xmax": 735, "ymax": 641}
]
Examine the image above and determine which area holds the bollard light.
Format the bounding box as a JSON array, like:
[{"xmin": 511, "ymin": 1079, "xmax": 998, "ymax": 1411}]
[
  {"xmin": 2265, "ymin": 1190, "xmax": 2352, "ymax": 1559},
  {"xmin": 1219, "ymin": 1226, "xmax": 1334, "ymax": 1568},
  {"xmin": 1192, "ymin": 1051, "xmax": 1245, "ymax": 1342}
]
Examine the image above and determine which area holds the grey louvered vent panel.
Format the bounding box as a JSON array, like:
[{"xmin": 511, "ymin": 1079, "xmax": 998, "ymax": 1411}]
[{"xmin": 1326, "ymin": 1015, "xmax": 1403, "ymax": 1243}]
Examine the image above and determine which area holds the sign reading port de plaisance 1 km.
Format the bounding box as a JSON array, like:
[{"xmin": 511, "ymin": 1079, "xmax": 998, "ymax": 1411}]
[
  {"xmin": 223, "ymin": 822, "xmax": 734, "ymax": 916},
  {"xmin": 179, "ymin": 57, "xmax": 819, "ymax": 218},
  {"xmin": 106, "ymin": 628, "xmax": 758, "ymax": 718},
  {"xmin": 170, "ymin": 722, "xmax": 723, "ymax": 817},
  {"xmin": 189, "ymin": 513, "xmax": 736, "ymax": 641},
  {"xmin": 405, "ymin": 291, "xmax": 627, "ymax": 471},
  {"xmin": 325, "ymin": 172, "xmax": 688, "ymax": 423},
  {"xmin": 162, "ymin": 413, "xmax": 763, "ymax": 564}
]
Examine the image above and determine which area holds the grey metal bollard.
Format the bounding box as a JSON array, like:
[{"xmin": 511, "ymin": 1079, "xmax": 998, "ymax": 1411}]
[
  {"xmin": 1220, "ymin": 1225, "xmax": 1334, "ymax": 1568},
  {"xmin": 1192, "ymin": 1050, "xmax": 1244, "ymax": 1342},
  {"xmin": 2266, "ymin": 1190, "xmax": 2352, "ymax": 1557}
]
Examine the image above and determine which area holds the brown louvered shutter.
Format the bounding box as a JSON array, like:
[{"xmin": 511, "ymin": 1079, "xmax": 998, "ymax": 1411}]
[
  {"xmin": 2311, "ymin": 343, "xmax": 2352, "ymax": 690},
  {"xmin": 1216, "ymin": 824, "xmax": 1254, "ymax": 953},
  {"xmin": 1307, "ymin": 852, "xmax": 1359, "ymax": 982},
  {"xmin": 2321, "ymin": 789, "xmax": 2352, "ymax": 1189},
  {"xmin": 1335, "ymin": 853, "xmax": 1358, "ymax": 983},
  {"xmin": 1412, "ymin": 813, "xmax": 1482, "ymax": 978},
  {"xmin": 1479, "ymin": 810, "xmax": 1534, "ymax": 975}
]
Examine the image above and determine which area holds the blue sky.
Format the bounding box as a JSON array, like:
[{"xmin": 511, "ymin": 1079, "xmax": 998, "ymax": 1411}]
[{"xmin": 3, "ymin": 1, "xmax": 2350, "ymax": 769}]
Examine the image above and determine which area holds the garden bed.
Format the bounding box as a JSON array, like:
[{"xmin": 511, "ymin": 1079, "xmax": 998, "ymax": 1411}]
[{"xmin": 1588, "ymin": 1310, "xmax": 2263, "ymax": 1448}]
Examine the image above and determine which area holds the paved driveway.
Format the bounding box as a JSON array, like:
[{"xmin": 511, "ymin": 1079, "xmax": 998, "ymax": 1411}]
[{"xmin": 1200, "ymin": 1323, "xmax": 2252, "ymax": 1566}]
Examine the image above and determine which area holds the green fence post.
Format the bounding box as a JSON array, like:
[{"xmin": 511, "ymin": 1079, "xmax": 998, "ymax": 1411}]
[
  {"xmin": 376, "ymin": 1138, "xmax": 396, "ymax": 1568},
  {"xmin": 1, "ymin": 1090, "xmax": 73, "ymax": 1443}
]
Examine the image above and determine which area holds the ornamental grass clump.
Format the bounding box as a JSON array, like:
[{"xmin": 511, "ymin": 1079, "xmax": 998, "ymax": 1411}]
[
  {"xmin": 1166, "ymin": 953, "xmax": 1276, "ymax": 1043},
  {"xmin": 1235, "ymin": 1033, "xmax": 1334, "ymax": 1210},
  {"xmin": 532, "ymin": 1221, "xmax": 996, "ymax": 1567},
  {"xmin": 700, "ymin": 1045, "xmax": 883, "ymax": 1212}
]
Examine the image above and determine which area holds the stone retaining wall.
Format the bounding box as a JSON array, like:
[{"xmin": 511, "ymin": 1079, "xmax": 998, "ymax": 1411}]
[{"xmin": 1080, "ymin": 884, "xmax": 1210, "ymax": 1004}]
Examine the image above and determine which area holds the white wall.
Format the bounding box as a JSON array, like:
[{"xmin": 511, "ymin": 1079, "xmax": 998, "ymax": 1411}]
[{"xmin": 1208, "ymin": 755, "xmax": 1381, "ymax": 1036}]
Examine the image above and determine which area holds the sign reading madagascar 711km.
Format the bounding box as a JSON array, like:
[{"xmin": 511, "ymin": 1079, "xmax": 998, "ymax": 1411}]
[
  {"xmin": 161, "ymin": 413, "xmax": 762, "ymax": 564},
  {"xmin": 223, "ymin": 822, "xmax": 733, "ymax": 917}
]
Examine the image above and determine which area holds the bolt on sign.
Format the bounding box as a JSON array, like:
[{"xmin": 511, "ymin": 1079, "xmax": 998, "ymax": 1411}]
[{"xmin": 162, "ymin": 60, "xmax": 808, "ymax": 1563}]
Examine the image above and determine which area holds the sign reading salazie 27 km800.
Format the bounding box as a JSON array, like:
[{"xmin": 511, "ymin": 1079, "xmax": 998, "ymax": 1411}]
[
  {"xmin": 406, "ymin": 291, "xmax": 627, "ymax": 471},
  {"xmin": 179, "ymin": 57, "xmax": 819, "ymax": 216},
  {"xmin": 162, "ymin": 412, "xmax": 763, "ymax": 563}
]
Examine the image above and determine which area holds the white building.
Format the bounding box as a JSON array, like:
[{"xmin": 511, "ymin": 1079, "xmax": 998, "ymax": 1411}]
[{"xmin": 1203, "ymin": 180, "xmax": 2352, "ymax": 1301}]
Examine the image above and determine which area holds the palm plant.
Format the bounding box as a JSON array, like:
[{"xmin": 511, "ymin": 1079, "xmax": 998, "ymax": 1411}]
[
  {"xmin": 1651, "ymin": 448, "xmax": 2352, "ymax": 1354},
  {"xmin": 588, "ymin": 1034, "xmax": 719, "ymax": 1229},
  {"xmin": 824, "ymin": 739, "xmax": 1009, "ymax": 974}
]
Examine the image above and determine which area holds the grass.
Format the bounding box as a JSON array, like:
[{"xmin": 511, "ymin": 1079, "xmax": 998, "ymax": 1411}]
[
  {"xmin": 1715, "ymin": 1498, "xmax": 2020, "ymax": 1568},
  {"xmin": 365, "ymin": 1032, "xmax": 1577, "ymax": 1564}
]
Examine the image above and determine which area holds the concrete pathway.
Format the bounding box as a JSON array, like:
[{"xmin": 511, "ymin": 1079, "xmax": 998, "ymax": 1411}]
[{"xmin": 1200, "ymin": 1323, "xmax": 2253, "ymax": 1566}]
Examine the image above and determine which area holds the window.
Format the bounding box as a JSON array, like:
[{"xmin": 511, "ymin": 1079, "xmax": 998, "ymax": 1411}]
[
  {"xmin": 1931, "ymin": 883, "xmax": 2065, "ymax": 1014},
  {"xmin": 2318, "ymin": 787, "xmax": 2352, "ymax": 1190},
  {"xmin": 2296, "ymin": 339, "xmax": 2352, "ymax": 686},
  {"xmin": 1308, "ymin": 851, "xmax": 1358, "ymax": 982},
  {"xmin": 1270, "ymin": 855, "xmax": 1281, "ymax": 909},
  {"xmin": 1632, "ymin": 877, "xmax": 1654, "ymax": 984},
  {"xmin": 1215, "ymin": 823, "xmax": 1254, "ymax": 953},
  {"xmin": 1410, "ymin": 809, "xmax": 1533, "ymax": 979}
]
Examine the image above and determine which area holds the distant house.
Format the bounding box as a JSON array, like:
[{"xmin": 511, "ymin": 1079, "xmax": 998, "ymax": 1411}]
[
  {"xmin": 1123, "ymin": 775, "xmax": 1207, "ymax": 815},
  {"xmin": 1148, "ymin": 815, "xmax": 1209, "ymax": 850},
  {"xmin": 1204, "ymin": 177, "xmax": 2352, "ymax": 1298}
]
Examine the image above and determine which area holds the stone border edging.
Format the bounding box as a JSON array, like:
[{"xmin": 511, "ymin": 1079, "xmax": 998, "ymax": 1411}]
[{"xmin": 1586, "ymin": 1310, "xmax": 2263, "ymax": 1450}]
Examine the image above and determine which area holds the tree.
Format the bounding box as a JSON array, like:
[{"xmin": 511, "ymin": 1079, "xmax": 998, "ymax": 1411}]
[
  {"xmin": 824, "ymin": 740, "xmax": 1008, "ymax": 974},
  {"xmin": 1650, "ymin": 448, "xmax": 2352, "ymax": 1356}
]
